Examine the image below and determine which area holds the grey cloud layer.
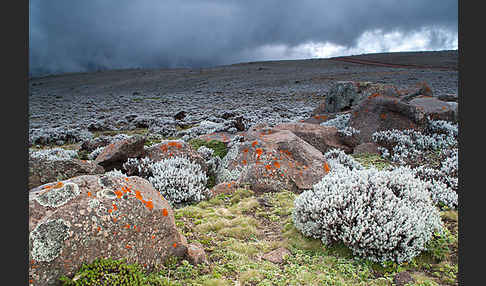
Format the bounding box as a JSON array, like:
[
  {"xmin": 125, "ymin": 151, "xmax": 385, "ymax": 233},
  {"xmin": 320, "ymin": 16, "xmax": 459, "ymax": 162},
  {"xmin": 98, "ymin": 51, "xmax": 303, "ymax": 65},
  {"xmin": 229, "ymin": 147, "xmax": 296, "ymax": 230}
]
[{"xmin": 29, "ymin": 0, "xmax": 457, "ymax": 76}]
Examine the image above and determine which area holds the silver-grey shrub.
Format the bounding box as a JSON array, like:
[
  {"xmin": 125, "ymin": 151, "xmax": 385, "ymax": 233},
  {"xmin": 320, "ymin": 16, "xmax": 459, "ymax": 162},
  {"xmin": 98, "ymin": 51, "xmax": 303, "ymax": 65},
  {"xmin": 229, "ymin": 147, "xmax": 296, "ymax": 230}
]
[
  {"xmin": 412, "ymin": 166, "xmax": 458, "ymax": 209},
  {"xmin": 29, "ymin": 127, "xmax": 93, "ymax": 146},
  {"xmin": 122, "ymin": 157, "xmax": 210, "ymax": 205},
  {"xmin": 372, "ymin": 118, "xmax": 458, "ymax": 165},
  {"xmin": 292, "ymin": 166, "xmax": 443, "ymax": 263},
  {"xmin": 320, "ymin": 113, "xmax": 351, "ymax": 130},
  {"xmin": 29, "ymin": 148, "xmax": 78, "ymax": 161},
  {"xmin": 323, "ymin": 149, "xmax": 364, "ymax": 172}
]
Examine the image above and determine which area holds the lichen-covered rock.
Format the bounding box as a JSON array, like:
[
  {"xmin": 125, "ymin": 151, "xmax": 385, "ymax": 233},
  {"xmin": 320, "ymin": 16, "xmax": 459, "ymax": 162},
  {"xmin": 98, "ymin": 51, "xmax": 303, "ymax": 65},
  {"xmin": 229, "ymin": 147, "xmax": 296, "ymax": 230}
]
[
  {"xmin": 209, "ymin": 181, "xmax": 239, "ymax": 197},
  {"xmin": 348, "ymin": 94, "xmax": 426, "ymax": 144},
  {"xmin": 94, "ymin": 135, "xmax": 146, "ymax": 171},
  {"xmin": 409, "ymin": 97, "xmax": 458, "ymax": 122},
  {"xmin": 274, "ymin": 122, "xmax": 352, "ymax": 154},
  {"xmin": 28, "ymin": 157, "xmax": 105, "ymax": 189},
  {"xmin": 312, "ymin": 81, "xmax": 401, "ymax": 114},
  {"xmin": 216, "ymin": 125, "xmax": 330, "ymax": 193},
  {"xmin": 29, "ymin": 174, "xmax": 188, "ymax": 286},
  {"xmin": 144, "ymin": 140, "xmax": 208, "ymax": 173}
]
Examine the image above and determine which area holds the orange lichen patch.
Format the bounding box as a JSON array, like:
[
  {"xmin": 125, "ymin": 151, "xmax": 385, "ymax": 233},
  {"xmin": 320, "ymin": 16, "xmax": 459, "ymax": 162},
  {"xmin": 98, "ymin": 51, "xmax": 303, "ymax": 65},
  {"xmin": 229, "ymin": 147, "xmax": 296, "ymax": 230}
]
[
  {"xmin": 168, "ymin": 141, "xmax": 182, "ymax": 149},
  {"xmin": 125, "ymin": 177, "xmax": 130, "ymax": 182},
  {"xmin": 124, "ymin": 224, "xmax": 131, "ymax": 229},
  {"xmin": 114, "ymin": 190, "xmax": 123, "ymax": 198},
  {"xmin": 108, "ymin": 209, "xmax": 113, "ymax": 214},
  {"xmin": 97, "ymin": 226, "xmax": 101, "ymax": 231},
  {"xmin": 53, "ymin": 182, "xmax": 64, "ymax": 189},
  {"xmin": 160, "ymin": 144, "xmax": 169, "ymax": 152},
  {"xmin": 151, "ymin": 235, "xmax": 156, "ymax": 240},
  {"xmin": 135, "ymin": 190, "xmax": 143, "ymax": 201},
  {"xmin": 368, "ymin": 93, "xmax": 380, "ymax": 99},
  {"xmin": 112, "ymin": 203, "xmax": 118, "ymax": 211},
  {"xmin": 41, "ymin": 184, "xmax": 53, "ymax": 190},
  {"xmin": 243, "ymin": 148, "xmax": 249, "ymax": 153},
  {"xmin": 323, "ymin": 162, "xmax": 331, "ymax": 173},
  {"xmin": 87, "ymin": 191, "xmax": 92, "ymax": 197},
  {"xmin": 313, "ymin": 115, "xmax": 328, "ymax": 120},
  {"xmin": 144, "ymin": 200, "xmax": 154, "ymax": 210},
  {"xmin": 273, "ymin": 161, "xmax": 281, "ymax": 169},
  {"xmin": 380, "ymin": 113, "xmax": 387, "ymax": 120},
  {"xmin": 242, "ymin": 159, "xmax": 247, "ymax": 165},
  {"xmin": 255, "ymin": 148, "xmax": 263, "ymax": 158},
  {"xmin": 265, "ymin": 164, "xmax": 272, "ymax": 171},
  {"xmin": 162, "ymin": 208, "xmax": 169, "ymax": 216},
  {"xmin": 173, "ymin": 243, "xmax": 177, "ymax": 248},
  {"xmin": 251, "ymin": 141, "xmax": 259, "ymax": 147},
  {"xmin": 125, "ymin": 244, "xmax": 132, "ymax": 249},
  {"xmin": 113, "ymin": 217, "xmax": 118, "ymax": 223}
]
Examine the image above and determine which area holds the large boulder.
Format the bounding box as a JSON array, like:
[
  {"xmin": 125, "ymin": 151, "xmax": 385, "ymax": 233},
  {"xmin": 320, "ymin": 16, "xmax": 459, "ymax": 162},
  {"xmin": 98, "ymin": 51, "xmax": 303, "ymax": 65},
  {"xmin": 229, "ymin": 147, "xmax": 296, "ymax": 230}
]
[
  {"xmin": 312, "ymin": 81, "xmax": 401, "ymax": 115},
  {"xmin": 29, "ymin": 158, "xmax": 104, "ymax": 189},
  {"xmin": 94, "ymin": 135, "xmax": 146, "ymax": 171},
  {"xmin": 274, "ymin": 122, "xmax": 352, "ymax": 154},
  {"xmin": 144, "ymin": 140, "xmax": 208, "ymax": 173},
  {"xmin": 348, "ymin": 94, "xmax": 425, "ymax": 144},
  {"xmin": 408, "ymin": 96, "xmax": 458, "ymax": 122},
  {"xmin": 216, "ymin": 125, "xmax": 330, "ymax": 193},
  {"xmin": 29, "ymin": 174, "xmax": 188, "ymax": 286}
]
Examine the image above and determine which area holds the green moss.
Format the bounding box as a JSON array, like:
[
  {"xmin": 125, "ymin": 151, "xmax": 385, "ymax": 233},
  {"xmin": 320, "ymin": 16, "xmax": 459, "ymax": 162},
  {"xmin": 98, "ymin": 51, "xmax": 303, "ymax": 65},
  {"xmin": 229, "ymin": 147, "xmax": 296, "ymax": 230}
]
[
  {"xmin": 59, "ymin": 257, "xmax": 148, "ymax": 285},
  {"xmin": 351, "ymin": 153, "xmax": 394, "ymax": 170},
  {"xmin": 282, "ymin": 219, "xmax": 323, "ymax": 252},
  {"xmin": 206, "ymin": 173, "xmax": 217, "ymax": 189},
  {"xmin": 189, "ymin": 139, "xmax": 228, "ymax": 159},
  {"xmin": 76, "ymin": 149, "xmax": 90, "ymax": 160},
  {"xmin": 93, "ymin": 128, "xmax": 149, "ymax": 138}
]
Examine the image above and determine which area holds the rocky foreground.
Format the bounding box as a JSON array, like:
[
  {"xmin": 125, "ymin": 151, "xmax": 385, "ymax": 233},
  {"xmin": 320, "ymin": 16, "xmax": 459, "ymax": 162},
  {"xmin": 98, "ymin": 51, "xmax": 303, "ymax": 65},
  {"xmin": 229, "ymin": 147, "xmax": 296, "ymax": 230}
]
[{"xmin": 28, "ymin": 51, "xmax": 459, "ymax": 286}]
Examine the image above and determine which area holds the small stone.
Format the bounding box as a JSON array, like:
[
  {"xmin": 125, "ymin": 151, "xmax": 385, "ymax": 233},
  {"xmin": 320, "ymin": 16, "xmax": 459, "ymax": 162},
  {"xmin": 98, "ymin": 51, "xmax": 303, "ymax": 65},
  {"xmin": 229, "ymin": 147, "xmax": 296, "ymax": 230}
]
[
  {"xmin": 262, "ymin": 247, "xmax": 291, "ymax": 264},
  {"xmin": 393, "ymin": 271, "xmax": 415, "ymax": 286},
  {"xmin": 185, "ymin": 242, "xmax": 208, "ymax": 265}
]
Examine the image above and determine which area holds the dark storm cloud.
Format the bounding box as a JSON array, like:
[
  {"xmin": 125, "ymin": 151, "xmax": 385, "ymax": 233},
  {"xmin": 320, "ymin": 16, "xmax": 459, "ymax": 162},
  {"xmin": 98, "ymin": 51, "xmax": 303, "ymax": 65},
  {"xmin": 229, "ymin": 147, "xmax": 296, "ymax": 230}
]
[{"xmin": 29, "ymin": 0, "xmax": 457, "ymax": 76}]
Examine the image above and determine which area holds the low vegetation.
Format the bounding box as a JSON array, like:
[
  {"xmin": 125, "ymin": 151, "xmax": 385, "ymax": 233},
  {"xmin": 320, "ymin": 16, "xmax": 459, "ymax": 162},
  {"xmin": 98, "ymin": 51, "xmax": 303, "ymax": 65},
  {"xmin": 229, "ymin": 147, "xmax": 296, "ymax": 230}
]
[{"xmin": 59, "ymin": 179, "xmax": 458, "ymax": 285}]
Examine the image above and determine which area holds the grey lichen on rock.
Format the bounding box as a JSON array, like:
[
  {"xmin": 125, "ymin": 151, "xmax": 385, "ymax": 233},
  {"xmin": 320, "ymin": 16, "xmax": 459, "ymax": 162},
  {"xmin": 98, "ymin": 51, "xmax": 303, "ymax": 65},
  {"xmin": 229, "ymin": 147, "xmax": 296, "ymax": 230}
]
[
  {"xmin": 98, "ymin": 188, "xmax": 117, "ymax": 199},
  {"xmin": 35, "ymin": 182, "xmax": 80, "ymax": 207},
  {"xmin": 30, "ymin": 219, "xmax": 69, "ymax": 262}
]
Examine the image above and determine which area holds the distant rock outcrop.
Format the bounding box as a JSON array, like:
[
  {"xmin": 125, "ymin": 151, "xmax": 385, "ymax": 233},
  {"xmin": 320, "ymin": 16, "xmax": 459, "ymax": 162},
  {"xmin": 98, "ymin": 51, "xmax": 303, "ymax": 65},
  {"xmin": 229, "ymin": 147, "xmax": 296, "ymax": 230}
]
[{"xmin": 312, "ymin": 81, "xmax": 401, "ymax": 115}]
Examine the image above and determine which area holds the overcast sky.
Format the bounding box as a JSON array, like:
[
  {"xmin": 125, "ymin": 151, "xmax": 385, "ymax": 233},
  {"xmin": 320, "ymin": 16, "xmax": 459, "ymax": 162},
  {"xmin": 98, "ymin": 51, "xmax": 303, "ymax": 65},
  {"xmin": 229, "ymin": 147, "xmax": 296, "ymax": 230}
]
[{"xmin": 29, "ymin": 0, "xmax": 458, "ymax": 77}]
